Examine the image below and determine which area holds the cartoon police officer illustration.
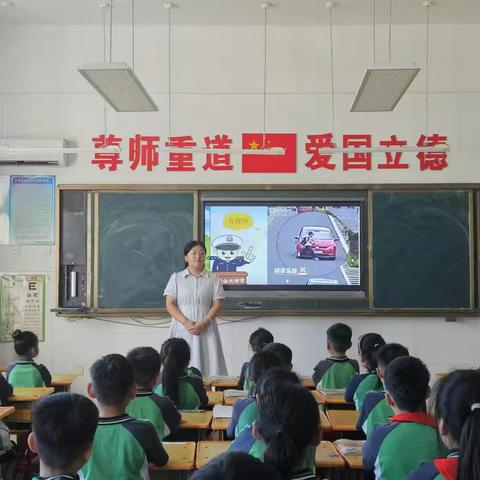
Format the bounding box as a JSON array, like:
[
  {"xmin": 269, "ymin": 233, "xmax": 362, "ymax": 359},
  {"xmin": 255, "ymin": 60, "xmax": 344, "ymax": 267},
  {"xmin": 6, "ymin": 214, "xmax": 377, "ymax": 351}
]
[{"xmin": 209, "ymin": 235, "xmax": 256, "ymax": 272}]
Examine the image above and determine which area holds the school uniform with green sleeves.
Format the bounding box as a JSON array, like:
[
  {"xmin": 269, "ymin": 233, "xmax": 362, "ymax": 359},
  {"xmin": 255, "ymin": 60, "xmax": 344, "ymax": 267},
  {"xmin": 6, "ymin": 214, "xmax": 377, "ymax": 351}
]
[
  {"xmin": 126, "ymin": 389, "xmax": 181, "ymax": 440},
  {"xmin": 363, "ymin": 412, "xmax": 443, "ymax": 480},
  {"xmin": 357, "ymin": 391, "xmax": 394, "ymax": 435},
  {"xmin": 154, "ymin": 368, "xmax": 208, "ymax": 410},
  {"xmin": 312, "ymin": 356, "xmax": 359, "ymax": 389},
  {"xmin": 407, "ymin": 452, "xmax": 458, "ymax": 480},
  {"xmin": 345, "ymin": 372, "xmax": 382, "ymax": 410},
  {"xmin": 226, "ymin": 394, "xmax": 257, "ymax": 438}
]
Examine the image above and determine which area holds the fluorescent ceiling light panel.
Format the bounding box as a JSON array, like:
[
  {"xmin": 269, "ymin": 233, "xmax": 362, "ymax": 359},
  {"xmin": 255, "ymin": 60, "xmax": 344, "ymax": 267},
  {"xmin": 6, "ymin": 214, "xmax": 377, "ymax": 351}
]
[
  {"xmin": 351, "ymin": 64, "xmax": 420, "ymax": 112},
  {"xmin": 78, "ymin": 62, "xmax": 158, "ymax": 112}
]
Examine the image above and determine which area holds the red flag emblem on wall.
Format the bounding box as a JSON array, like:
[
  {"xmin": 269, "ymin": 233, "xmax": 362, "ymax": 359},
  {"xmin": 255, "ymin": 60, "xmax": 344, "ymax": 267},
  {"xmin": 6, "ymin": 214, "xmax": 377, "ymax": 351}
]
[{"xmin": 242, "ymin": 133, "xmax": 297, "ymax": 173}]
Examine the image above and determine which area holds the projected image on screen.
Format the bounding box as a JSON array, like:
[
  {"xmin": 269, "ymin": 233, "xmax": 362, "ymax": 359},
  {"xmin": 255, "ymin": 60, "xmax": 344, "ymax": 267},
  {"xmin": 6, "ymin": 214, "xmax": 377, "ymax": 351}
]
[{"xmin": 204, "ymin": 203, "xmax": 361, "ymax": 289}]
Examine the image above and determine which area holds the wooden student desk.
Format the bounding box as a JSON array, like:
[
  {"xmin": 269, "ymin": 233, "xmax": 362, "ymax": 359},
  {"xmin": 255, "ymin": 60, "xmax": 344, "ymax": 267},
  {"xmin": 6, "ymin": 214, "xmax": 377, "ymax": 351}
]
[
  {"xmin": 314, "ymin": 391, "xmax": 349, "ymax": 406},
  {"xmin": 209, "ymin": 376, "xmax": 240, "ymax": 391},
  {"xmin": 301, "ymin": 377, "xmax": 315, "ymax": 389},
  {"xmin": 0, "ymin": 406, "xmax": 15, "ymax": 421},
  {"xmin": 223, "ymin": 395, "xmax": 247, "ymax": 406},
  {"xmin": 180, "ymin": 411, "xmax": 213, "ymax": 430},
  {"xmin": 326, "ymin": 410, "xmax": 360, "ymax": 432},
  {"xmin": 333, "ymin": 442, "xmax": 364, "ymax": 470},
  {"xmin": 211, "ymin": 417, "xmax": 230, "ymax": 431},
  {"xmin": 52, "ymin": 374, "xmax": 78, "ymax": 392},
  {"xmin": 207, "ymin": 391, "xmax": 224, "ymax": 407},
  {"xmin": 7, "ymin": 387, "xmax": 54, "ymax": 422},
  {"xmin": 320, "ymin": 410, "xmax": 332, "ymax": 431},
  {"xmin": 315, "ymin": 441, "xmax": 346, "ymax": 468},
  {"xmin": 153, "ymin": 442, "xmax": 196, "ymax": 471},
  {"xmin": 196, "ymin": 441, "xmax": 231, "ymax": 468}
]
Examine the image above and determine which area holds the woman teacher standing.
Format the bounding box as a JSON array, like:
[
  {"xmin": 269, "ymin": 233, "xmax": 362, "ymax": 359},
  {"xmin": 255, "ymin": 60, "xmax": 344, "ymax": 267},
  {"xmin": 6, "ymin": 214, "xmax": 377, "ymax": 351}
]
[{"xmin": 164, "ymin": 240, "xmax": 228, "ymax": 376}]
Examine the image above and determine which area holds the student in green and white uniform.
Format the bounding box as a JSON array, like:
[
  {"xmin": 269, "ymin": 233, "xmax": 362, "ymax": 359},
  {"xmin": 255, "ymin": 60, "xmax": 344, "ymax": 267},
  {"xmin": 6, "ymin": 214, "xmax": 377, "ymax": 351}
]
[
  {"xmin": 408, "ymin": 369, "xmax": 480, "ymax": 480},
  {"xmin": 82, "ymin": 354, "xmax": 168, "ymax": 479},
  {"xmin": 7, "ymin": 330, "xmax": 51, "ymax": 388},
  {"xmin": 126, "ymin": 346, "xmax": 181, "ymax": 440},
  {"xmin": 312, "ymin": 323, "xmax": 359, "ymax": 389},
  {"xmin": 363, "ymin": 356, "xmax": 442, "ymax": 480},
  {"xmin": 230, "ymin": 368, "xmax": 318, "ymax": 477},
  {"xmin": 227, "ymin": 350, "xmax": 284, "ymax": 438},
  {"xmin": 238, "ymin": 328, "xmax": 274, "ymax": 391},
  {"xmin": 190, "ymin": 451, "xmax": 283, "ymax": 480},
  {"xmin": 345, "ymin": 333, "xmax": 385, "ymax": 410},
  {"xmin": 27, "ymin": 392, "xmax": 98, "ymax": 480},
  {"xmin": 155, "ymin": 337, "xmax": 208, "ymax": 410},
  {"xmin": 357, "ymin": 343, "xmax": 410, "ymax": 435}
]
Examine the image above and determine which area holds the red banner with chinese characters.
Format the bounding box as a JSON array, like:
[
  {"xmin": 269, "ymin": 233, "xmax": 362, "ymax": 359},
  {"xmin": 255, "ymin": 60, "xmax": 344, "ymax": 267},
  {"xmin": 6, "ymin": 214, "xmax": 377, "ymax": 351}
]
[{"xmin": 91, "ymin": 132, "xmax": 448, "ymax": 173}]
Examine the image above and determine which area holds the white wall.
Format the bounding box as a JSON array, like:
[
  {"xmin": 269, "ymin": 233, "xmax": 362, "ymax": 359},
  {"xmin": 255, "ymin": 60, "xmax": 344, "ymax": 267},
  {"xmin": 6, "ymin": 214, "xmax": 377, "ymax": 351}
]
[{"xmin": 1, "ymin": 23, "xmax": 480, "ymax": 394}]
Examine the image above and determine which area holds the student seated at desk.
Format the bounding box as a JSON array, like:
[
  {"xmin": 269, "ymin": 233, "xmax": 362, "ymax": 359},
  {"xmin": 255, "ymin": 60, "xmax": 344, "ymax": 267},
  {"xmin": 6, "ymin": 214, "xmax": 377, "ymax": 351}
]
[
  {"xmin": 7, "ymin": 330, "xmax": 51, "ymax": 388},
  {"xmin": 363, "ymin": 356, "xmax": 442, "ymax": 480},
  {"xmin": 408, "ymin": 369, "xmax": 480, "ymax": 480},
  {"xmin": 155, "ymin": 338, "xmax": 208, "ymax": 410},
  {"xmin": 227, "ymin": 350, "xmax": 283, "ymax": 439},
  {"xmin": 357, "ymin": 343, "xmax": 409, "ymax": 436},
  {"xmin": 345, "ymin": 333, "xmax": 385, "ymax": 409},
  {"xmin": 229, "ymin": 368, "xmax": 301, "ymax": 459},
  {"xmin": 312, "ymin": 323, "xmax": 359, "ymax": 389},
  {"xmin": 263, "ymin": 343, "xmax": 293, "ymax": 371},
  {"xmin": 0, "ymin": 374, "xmax": 13, "ymax": 405},
  {"xmin": 82, "ymin": 354, "xmax": 168, "ymax": 479},
  {"xmin": 28, "ymin": 392, "xmax": 98, "ymax": 480},
  {"xmin": 238, "ymin": 328, "xmax": 274, "ymax": 391},
  {"xmin": 191, "ymin": 451, "xmax": 282, "ymax": 480},
  {"xmin": 126, "ymin": 346, "xmax": 181, "ymax": 440},
  {"xmin": 237, "ymin": 382, "xmax": 320, "ymax": 480}
]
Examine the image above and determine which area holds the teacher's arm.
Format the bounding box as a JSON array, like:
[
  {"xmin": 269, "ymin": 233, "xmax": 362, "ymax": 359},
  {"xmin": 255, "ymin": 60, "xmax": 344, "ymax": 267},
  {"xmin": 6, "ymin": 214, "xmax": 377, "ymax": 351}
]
[{"xmin": 165, "ymin": 296, "xmax": 195, "ymax": 330}]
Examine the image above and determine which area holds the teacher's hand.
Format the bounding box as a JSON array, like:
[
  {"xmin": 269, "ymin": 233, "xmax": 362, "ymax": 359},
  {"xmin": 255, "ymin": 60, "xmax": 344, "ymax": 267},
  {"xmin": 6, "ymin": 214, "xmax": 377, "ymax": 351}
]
[{"xmin": 188, "ymin": 321, "xmax": 207, "ymax": 336}]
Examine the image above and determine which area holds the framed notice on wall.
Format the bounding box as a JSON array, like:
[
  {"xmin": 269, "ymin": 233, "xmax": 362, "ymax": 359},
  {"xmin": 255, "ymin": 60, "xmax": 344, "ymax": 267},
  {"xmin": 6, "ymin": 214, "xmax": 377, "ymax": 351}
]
[{"xmin": 0, "ymin": 275, "xmax": 45, "ymax": 342}]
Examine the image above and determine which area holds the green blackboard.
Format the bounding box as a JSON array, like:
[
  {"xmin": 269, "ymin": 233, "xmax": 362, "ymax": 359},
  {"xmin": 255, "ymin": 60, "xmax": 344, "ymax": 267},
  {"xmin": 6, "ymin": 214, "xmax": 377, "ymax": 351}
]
[
  {"xmin": 98, "ymin": 192, "xmax": 194, "ymax": 309},
  {"xmin": 372, "ymin": 191, "xmax": 473, "ymax": 310}
]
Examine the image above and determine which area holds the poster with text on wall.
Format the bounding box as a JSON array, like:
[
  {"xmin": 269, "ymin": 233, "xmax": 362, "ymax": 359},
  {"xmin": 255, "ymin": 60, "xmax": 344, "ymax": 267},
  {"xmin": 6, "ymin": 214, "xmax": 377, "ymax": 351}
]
[
  {"xmin": 0, "ymin": 275, "xmax": 45, "ymax": 343},
  {"xmin": 10, "ymin": 176, "xmax": 55, "ymax": 245}
]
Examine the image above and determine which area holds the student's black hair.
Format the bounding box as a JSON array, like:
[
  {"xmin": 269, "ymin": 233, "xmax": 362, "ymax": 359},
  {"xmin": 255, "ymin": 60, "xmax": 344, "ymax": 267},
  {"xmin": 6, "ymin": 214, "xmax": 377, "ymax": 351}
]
[
  {"xmin": 249, "ymin": 327, "xmax": 274, "ymax": 353},
  {"xmin": 257, "ymin": 383, "xmax": 320, "ymax": 479},
  {"xmin": 375, "ymin": 343, "xmax": 410, "ymax": 369},
  {"xmin": 159, "ymin": 337, "xmax": 191, "ymax": 407},
  {"xmin": 12, "ymin": 329, "xmax": 38, "ymax": 356},
  {"xmin": 126, "ymin": 346, "xmax": 161, "ymax": 387},
  {"xmin": 32, "ymin": 393, "xmax": 99, "ymax": 470},
  {"xmin": 326, "ymin": 323, "xmax": 352, "ymax": 353},
  {"xmin": 256, "ymin": 367, "xmax": 301, "ymax": 397},
  {"xmin": 190, "ymin": 451, "xmax": 283, "ymax": 480},
  {"xmin": 90, "ymin": 354, "xmax": 135, "ymax": 405},
  {"xmin": 433, "ymin": 369, "xmax": 480, "ymax": 480},
  {"xmin": 358, "ymin": 333, "xmax": 386, "ymax": 371},
  {"xmin": 384, "ymin": 356, "xmax": 430, "ymax": 412},
  {"xmin": 263, "ymin": 343, "xmax": 293, "ymax": 369},
  {"xmin": 183, "ymin": 240, "xmax": 206, "ymax": 268},
  {"xmin": 249, "ymin": 350, "xmax": 284, "ymax": 385}
]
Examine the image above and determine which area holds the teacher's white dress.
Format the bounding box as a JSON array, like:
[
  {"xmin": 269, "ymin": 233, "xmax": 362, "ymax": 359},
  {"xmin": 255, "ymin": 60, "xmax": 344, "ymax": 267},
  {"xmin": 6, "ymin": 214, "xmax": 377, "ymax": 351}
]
[{"xmin": 164, "ymin": 268, "xmax": 228, "ymax": 376}]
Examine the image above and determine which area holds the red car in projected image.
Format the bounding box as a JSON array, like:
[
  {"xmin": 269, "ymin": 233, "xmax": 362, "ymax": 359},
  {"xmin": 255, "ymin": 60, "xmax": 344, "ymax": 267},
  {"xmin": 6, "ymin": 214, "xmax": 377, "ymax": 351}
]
[{"xmin": 295, "ymin": 226, "xmax": 337, "ymax": 260}]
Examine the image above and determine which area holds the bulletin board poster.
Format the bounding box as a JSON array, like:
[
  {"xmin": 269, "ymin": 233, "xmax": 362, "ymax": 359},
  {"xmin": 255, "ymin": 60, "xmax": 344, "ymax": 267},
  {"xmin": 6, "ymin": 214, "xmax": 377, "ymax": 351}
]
[
  {"xmin": 0, "ymin": 275, "xmax": 45, "ymax": 343},
  {"xmin": 0, "ymin": 176, "xmax": 8, "ymax": 245},
  {"xmin": 9, "ymin": 176, "xmax": 55, "ymax": 245}
]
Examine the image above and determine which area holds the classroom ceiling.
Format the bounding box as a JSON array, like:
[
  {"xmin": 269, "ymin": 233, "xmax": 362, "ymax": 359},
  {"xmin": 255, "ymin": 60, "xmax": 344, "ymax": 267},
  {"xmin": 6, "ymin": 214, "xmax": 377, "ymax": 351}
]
[{"xmin": 0, "ymin": 0, "xmax": 479, "ymax": 25}]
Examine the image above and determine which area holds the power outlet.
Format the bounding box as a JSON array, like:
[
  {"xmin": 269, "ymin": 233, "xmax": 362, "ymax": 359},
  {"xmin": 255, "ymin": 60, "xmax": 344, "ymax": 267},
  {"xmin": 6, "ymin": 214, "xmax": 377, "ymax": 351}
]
[{"xmin": 73, "ymin": 365, "xmax": 84, "ymax": 376}]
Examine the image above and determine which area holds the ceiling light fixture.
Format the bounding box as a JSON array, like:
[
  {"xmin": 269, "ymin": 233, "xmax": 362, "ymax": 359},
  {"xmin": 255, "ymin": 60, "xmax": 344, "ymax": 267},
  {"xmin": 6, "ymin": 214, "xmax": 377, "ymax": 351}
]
[
  {"xmin": 351, "ymin": 0, "xmax": 420, "ymax": 112},
  {"xmin": 78, "ymin": 0, "xmax": 157, "ymax": 112}
]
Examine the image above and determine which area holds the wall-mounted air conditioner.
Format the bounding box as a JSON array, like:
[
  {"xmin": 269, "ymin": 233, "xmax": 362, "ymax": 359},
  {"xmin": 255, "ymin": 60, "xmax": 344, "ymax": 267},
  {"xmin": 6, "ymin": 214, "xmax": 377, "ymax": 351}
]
[{"xmin": 0, "ymin": 138, "xmax": 68, "ymax": 166}]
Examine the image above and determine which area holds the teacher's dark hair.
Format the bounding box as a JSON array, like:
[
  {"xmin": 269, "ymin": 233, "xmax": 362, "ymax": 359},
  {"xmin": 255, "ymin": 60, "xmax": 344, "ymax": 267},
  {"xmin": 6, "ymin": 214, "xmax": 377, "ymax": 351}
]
[
  {"xmin": 183, "ymin": 240, "xmax": 207, "ymax": 268},
  {"xmin": 159, "ymin": 338, "xmax": 191, "ymax": 407}
]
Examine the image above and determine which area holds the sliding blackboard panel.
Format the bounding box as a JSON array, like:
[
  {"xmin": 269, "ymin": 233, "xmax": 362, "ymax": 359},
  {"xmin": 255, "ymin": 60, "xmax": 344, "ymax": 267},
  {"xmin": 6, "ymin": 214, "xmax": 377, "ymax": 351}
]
[
  {"xmin": 97, "ymin": 192, "xmax": 194, "ymax": 309},
  {"xmin": 372, "ymin": 191, "xmax": 472, "ymax": 310}
]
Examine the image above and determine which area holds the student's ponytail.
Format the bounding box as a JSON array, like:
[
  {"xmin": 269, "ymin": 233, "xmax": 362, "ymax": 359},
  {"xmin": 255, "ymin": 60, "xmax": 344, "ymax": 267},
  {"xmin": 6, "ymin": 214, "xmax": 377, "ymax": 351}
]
[
  {"xmin": 458, "ymin": 405, "xmax": 480, "ymax": 480},
  {"xmin": 434, "ymin": 370, "xmax": 480, "ymax": 480},
  {"xmin": 159, "ymin": 338, "xmax": 190, "ymax": 407},
  {"xmin": 257, "ymin": 383, "xmax": 320, "ymax": 479}
]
